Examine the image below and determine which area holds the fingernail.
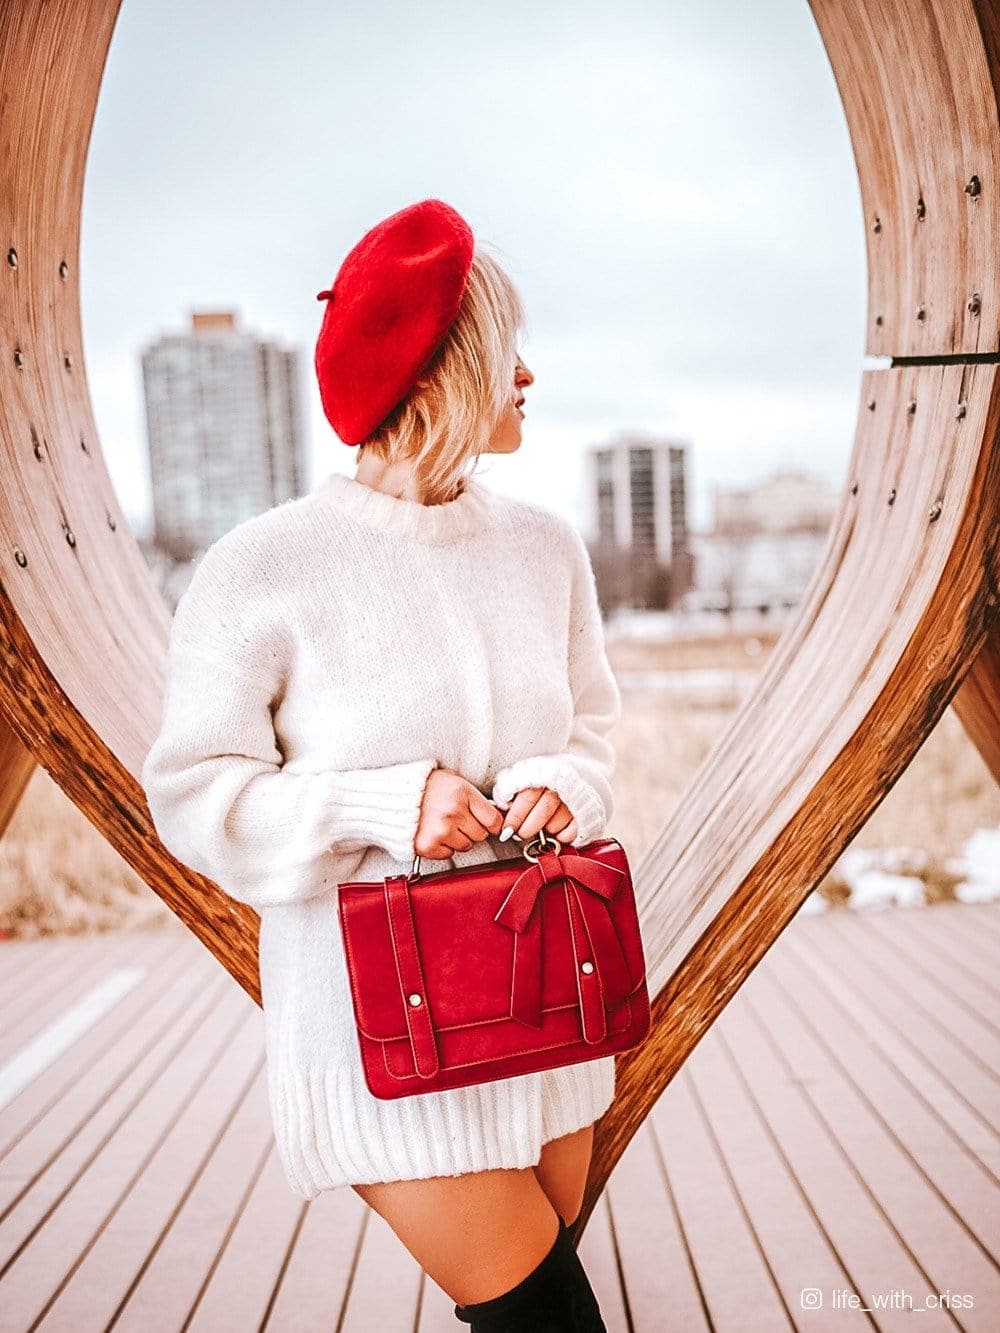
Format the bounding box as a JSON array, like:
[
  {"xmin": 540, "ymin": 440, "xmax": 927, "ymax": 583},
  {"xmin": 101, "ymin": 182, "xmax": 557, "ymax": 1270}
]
[{"xmin": 499, "ymin": 825, "xmax": 514, "ymax": 842}]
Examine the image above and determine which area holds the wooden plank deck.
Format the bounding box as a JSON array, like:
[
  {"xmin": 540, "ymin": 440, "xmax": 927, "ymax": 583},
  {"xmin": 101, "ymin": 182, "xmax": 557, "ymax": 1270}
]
[{"xmin": 0, "ymin": 901, "xmax": 997, "ymax": 1332}]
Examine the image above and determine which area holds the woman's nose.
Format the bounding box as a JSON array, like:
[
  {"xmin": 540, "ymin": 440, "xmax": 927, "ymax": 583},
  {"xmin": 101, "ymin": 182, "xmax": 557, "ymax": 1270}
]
[{"xmin": 516, "ymin": 361, "xmax": 534, "ymax": 387}]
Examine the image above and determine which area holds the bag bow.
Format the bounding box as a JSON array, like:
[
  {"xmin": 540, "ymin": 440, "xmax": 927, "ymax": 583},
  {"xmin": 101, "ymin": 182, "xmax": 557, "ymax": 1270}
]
[{"xmin": 492, "ymin": 848, "xmax": 634, "ymax": 1033}]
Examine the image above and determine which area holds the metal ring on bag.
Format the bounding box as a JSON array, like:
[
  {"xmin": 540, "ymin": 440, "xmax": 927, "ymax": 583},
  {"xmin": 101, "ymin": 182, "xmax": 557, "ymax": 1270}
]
[
  {"xmin": 409, "ymin": 827, "xmax": 562, "ymax": 879},
  {"xmin": 522, "ymin": 829, "xmax": 563, "ymax": 862}
]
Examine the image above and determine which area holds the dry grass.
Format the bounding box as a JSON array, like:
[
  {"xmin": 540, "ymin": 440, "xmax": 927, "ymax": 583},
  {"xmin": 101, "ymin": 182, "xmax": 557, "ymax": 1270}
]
[
  {"xmin": 605, "ymin": 635, "xmax": 999, "ymax": 911},
  {"xmin": 1, "ymin": 631, "xmax": 996, "ymax": 937},
  {"xmin": 0, "ymin": 768, "xmax": 172, "ymax": 939},
  {"xmin": 604, "ymin": 634, "xmax": 1000, "ymax": 868}
]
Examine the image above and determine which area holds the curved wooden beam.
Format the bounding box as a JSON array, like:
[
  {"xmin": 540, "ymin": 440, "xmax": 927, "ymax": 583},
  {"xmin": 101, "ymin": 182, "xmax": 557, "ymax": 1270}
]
[
  {"xmin": 0, "ymin": 0, "xmax": 263, "ymax": 983},
  {"xmin": 581, "ymin": 0, "xmax": 1000, "ymax": 1233},
  {"xmin": 586, "ymin": 360, "xmax": 999, "ymax": 1229},
  {"xmin": 0, "ymin": 0, "xmax": 997, "ymax": 1253},
  {"xmin": 0, "ymin": 715, "xmax": 35, "ymax": 836},
  {"xmin": 952, "ymin": 627, "xmax": 1000, "ymax": 781},
  {"xmin": 814, "ymin": 0, "xmax": 1000, "ymax": 357}
]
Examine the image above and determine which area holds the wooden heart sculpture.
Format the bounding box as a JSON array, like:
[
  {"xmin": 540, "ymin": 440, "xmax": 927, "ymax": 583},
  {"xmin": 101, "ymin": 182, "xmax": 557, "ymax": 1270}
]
[{"xmin": 0, "ymin": 0, "xmax": 997, "ymax": 1243}]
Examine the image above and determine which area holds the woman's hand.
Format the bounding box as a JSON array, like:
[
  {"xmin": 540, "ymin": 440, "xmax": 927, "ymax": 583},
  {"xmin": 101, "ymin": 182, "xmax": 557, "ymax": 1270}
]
[
  {"xmin": 414, "ymin": 768, "xmax": 506, "ymax": 860},
  {"xmin": 497, "ymin": 787, "xmax": 578, "ymax": 846}
]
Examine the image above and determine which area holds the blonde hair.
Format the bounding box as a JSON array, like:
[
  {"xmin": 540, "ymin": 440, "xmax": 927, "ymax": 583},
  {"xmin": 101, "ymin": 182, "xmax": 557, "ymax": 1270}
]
[{"xmin": 357, "ymin": 245, "xmax": 527, "ymax": 504}]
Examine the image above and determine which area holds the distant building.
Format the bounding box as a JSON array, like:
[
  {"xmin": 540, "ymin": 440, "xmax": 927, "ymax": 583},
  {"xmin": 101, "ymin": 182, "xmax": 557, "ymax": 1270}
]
[
  {"xmin": 685, "ymin": 468, "xmax": 840, "ymax": 616},
  {"xmin": 585, "ymin": 434, "xmax": 693, "ymax": 611},
  {"xmin": 142, "ymin": 310, "xmax": 307, "ymax": 562},
  {"xmin": 712, "ymin": 469, "xmax": 837, "ymax": 536}
]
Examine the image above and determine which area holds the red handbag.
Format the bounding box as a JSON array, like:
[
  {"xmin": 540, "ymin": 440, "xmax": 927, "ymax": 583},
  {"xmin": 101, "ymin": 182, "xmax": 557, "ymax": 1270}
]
[{"xmin": 336, "ymin": 829, "xmax": 651, "ymax": 1100}]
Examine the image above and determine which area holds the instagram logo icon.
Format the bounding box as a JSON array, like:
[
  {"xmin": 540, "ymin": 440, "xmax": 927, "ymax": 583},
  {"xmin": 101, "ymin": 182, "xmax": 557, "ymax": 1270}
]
[{"xmin": 800, "ymin": 1288, "xmax": 824, "ymax": 1309}]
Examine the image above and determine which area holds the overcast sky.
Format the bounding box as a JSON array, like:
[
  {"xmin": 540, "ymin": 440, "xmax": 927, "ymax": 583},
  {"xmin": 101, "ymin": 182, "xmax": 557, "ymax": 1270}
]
[{"xmin": 81, "ymin": 0, "xmax": 869, "ymax": 537}]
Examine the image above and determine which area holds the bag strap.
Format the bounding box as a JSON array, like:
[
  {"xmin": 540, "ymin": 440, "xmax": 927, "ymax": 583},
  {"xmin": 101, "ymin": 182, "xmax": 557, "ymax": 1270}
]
[{"xmin": 383, "ymin": 875, "xmax": 441, "ymax": 1078}]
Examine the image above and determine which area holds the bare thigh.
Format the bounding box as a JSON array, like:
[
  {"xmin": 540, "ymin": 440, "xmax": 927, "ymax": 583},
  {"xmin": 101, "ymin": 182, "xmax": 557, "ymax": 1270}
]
[
  {"xmin": 533, "ymin": 1122, "xmax": 595, "ymax": 1227},
  {"xmin": 351, "ymin": 1123, "xmax": 596, "ymax": 1307}
]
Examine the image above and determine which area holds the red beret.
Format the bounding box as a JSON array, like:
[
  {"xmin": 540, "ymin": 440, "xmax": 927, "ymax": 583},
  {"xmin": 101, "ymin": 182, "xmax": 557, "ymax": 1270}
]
[{"xmin": 314, "ymin": 198, "xmax": 475, "ymax": 445}]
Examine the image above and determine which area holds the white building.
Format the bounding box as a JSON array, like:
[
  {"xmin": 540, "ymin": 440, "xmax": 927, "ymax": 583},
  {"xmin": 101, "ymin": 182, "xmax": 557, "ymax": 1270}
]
[
  {"xmin": 712, "ymin": 469, "xmax": 838, "ymax": 536},
  {"xmin": 586, "ymin": 433, "xmax": 690, "ymax": 566},
  {"xmin": 142, "ymin": 310, "xmax": 307, "ymax": 562},
  {"xmin": 685, "ymin": 468, "xmax": 840, "ymax": 613},
  {"xmin": 583, "ymin": 434, "xmax": 693, "ymax": 610}
]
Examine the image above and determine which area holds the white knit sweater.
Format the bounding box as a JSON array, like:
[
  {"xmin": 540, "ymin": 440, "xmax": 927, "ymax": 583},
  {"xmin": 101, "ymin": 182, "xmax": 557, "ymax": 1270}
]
[{"xmin": 141, "ymin": 468, "xmax": 622, "ymax": 1197}]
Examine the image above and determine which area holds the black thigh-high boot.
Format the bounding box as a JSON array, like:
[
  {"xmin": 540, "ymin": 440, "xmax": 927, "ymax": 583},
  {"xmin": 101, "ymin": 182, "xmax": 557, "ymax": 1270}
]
[{"xmin": 453, "ymin": 1216, "xmax": 607, "ymax": 1331}]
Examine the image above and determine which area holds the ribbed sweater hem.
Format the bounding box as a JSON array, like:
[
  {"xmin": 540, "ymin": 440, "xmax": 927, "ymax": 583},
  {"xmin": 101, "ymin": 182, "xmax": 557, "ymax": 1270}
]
[{"xmin": 267, "ymin": 1054, "xmax": 617, "ymax": 1198}]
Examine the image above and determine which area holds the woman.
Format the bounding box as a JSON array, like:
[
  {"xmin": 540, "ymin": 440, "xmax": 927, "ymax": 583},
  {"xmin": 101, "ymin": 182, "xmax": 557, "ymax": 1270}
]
[{"xmin": 142, "ymin": 199, "xmax": 621, "ymax": 1331}]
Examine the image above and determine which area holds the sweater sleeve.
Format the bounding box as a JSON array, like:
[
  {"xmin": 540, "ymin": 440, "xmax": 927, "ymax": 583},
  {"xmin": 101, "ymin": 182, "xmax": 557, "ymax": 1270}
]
[
  {"xmin": 490, "ymin": 523, "xmax": 621, "ymax": 845},
  {"xmin": 141, "ymin": 535, "xmax": 437, "ymax": 911}
]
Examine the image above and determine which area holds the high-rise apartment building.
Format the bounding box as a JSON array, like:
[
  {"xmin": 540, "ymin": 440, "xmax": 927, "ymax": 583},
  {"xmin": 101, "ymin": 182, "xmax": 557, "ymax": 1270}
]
[
  {"xmin": 585, "ymin": 434, "xmax": 692, "ymax": 609},
  {"xmin": 142, "ymin": 310, "xmax": 306, "ymax": 561}
]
